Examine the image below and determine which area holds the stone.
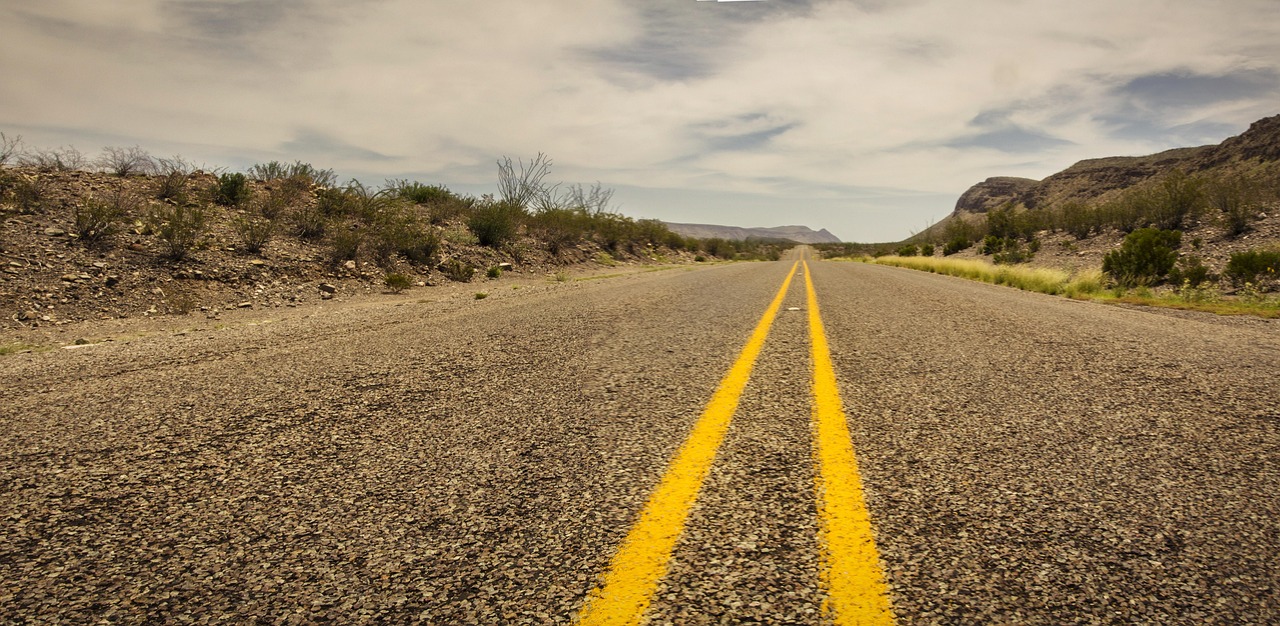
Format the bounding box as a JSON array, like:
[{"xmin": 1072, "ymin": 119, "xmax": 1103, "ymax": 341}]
[
  {"xmin": 61, "ymin": 274, "xmax": 79, "ymax": 282},
  {"xmin": 318, "ymin": 283, "xmax": 337, "ymax": 294},
  {"xmin": 321, "ymin": 292, "xmax": 334, "ymax": 300},
  {"xmin": 344, "ymin": 260, "xmax": 357, "ymax": 270},
  {"xmin": 45, "ymin": 227, "xmax": 67, "ymax": 237},
  {"xmin": 249, "ymin": 260, "xmax": 267, "ymax": 267},
  {"xmin": 104, "ymin": 275, "xmax": 120, "ymax": 287},
  {"xmin": 238, "ymin": 302, "xmax": 252, "ymax": 308},
  {"xmin": 19, "ymin": 310, "xmax": 36, "ymax": 321},
  {"xmin": 498, "ymin": 263, "xmax": 514, "ymax": 271}
]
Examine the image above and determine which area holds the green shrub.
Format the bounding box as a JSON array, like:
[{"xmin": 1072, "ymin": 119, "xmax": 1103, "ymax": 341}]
[
  {"xmin": 441, "ymin": 259, "xmax": 474, "ymax": 282},
  {"xmin": 1149, "ymin": 170, "xmax": 1205, "ymax": 230},
  {"xmin": 1205, "ymin": 174, "xmax": 1261, "ymax": 238},
  {"xmin": 74, "ymin": 190, "xmax": 136, "ymax": 242},
  {"xmin": 529, "ymin": 207, "xmax": 588, "ymax": 254},
  {"xmin": 388, "ymin": 179, "xmax": 455, "ymax": 205},
  {"xmin": 942, "ymin": 237, "xmax": 970, "ymax": 255},
  {"xmin": 371, "ymin": 209, "xmax": 440, "ymax": 268},
  {"xmin": 12, "ymin": 173, "xmax": 48, "ymax": 212},
  {"xmin": 292, "ymin": 204, "xmax": 327, "ymax": 239},
  {"xmin": 232, "ymin": 213, "xmax": 275, "ymax": 254},
  {"xmin": 213, "ymin": 173, "xmax": 250, "ymax": 207},
  {"xmin": 249, "ymin": 161, "xmax": 336, "ymax": 187},
  {"xmin": 920, "ymin": 243, "xmax": 935, "ymax": 257},
  {"xmin": 474, "ymin": 291, "xmax": 488, "ymax": 300},
  {"xmin": 154, "ymin": 157, "xmax": 194, "ymax": 203},
  {"xmin": 468, "ymin": 201, "xmax": 524, "ymax": 247},
  {"xmin": 1102, "ymin": 228, "xmax": 1181, "ymax": 286},
  {"xmin": 896, "ymin": 243, "xmax": 918, "ymax": 257},
  {"xmin": 487, "ymin": 265, "xmax": 502, "ymax": 279},
  {"xmin": 328, "ymin": 228, "xmax": 361, "ymax": 264},
  {"xmin": 316, "ymin": 187, "xmax": 352, "ymax": 217},
  {"xmin": 384, "ymin": 272, "xmax": 412, "ymax": 293},
  {"xmin": 147, "ymin": 203, "xmax": 208, "ymax": 260},
  {"xmin": 1168, "ymin": 255, "xmax": 1213, "ymax": 287},
  {"xmin": 1224, "ymin": 248, "xmax": 1280, "ymax": 289}
]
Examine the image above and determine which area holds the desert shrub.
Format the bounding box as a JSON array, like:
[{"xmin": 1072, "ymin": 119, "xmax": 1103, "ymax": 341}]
[
  {"xmin": 1103, "ymin": 228, "xmax": 1181, "ymax": 286},
  {"xmin": 18, "ymin": 146, "xmax": 87, "ymax": 171},
  {"xmin": 12, "ymin": 173, "xmax": 49, "ymax": 212},
  {"xmin": 942, "ymin": 236, "xmax": 970, "ymax": 255},
  {"xmin": 1204, "ymin": 174, "xmax": 1262, "ymax": 238},
  {"xmin": 344, "ymin": 180, "xmax": 397, "ymax": 223},
  {"xmin": 154, "ymin": 156, "xmax": 195, "ymax": 202},
  {"xmin": 97, "ymin": 145, "xmax": 154, "ymax": 177},
  {"xmin": 486, "ymin": 265, "xmax": 502, "ymax": 279},
  {"xmin": 496, "ymin": 153, "xmax": 553, "ymax": 208},
  {"xmin": 253, "ymin": 186, "xmax": 292, "ymax": 221},
  {"xmin": 370, "ymin": 208, "xmax": 440, "ymax": 268},
  {"xmin": 1224, "ymin": 248, "xmax": 1280, "ymax": 289},
  {"xmin": 249, "ymin": 160, "xmax": 335, "ymax": 187},
  {"xmin": 593, "ymin": 214, "xmax": 637, "ymax": 253},
  {"xmin": 384, "ymin": 272, "xmax": 412, "ymax": 293},
  {"xmin": 529, "ymin": 207, "xmax": 588, "ymax": 254},
  {"xmin": 232, "ymin": 213, "xmax": 275, "ymax": 254},
  {"xmin": 468, "ymin": 201, "xmax": 524, "ymax": 247},
  {"xmin": 0, "ymin": 132, "xmax": 23, "ymax": 166},
  {"xmin": 896, "ymin": 244, "xmax": 918, "ymax": 257},
  {"xmin": 328, "ymin": 228, "xmax": 361, "ymax": 264},
  {"xmin": 920, "ymin": 243, "xmax": 935, "ymax": 257},
  {"xmin": 1149, "ymin": 170, "xmax": 1205, "ymax": 230},
  {"xmin": 147, "ymin": 203, "xmax": 208, "ymax": 260},
  {"xmin": 441, "ymin": 259, "xmax": 474, "ymax": 282},
  {"xmin": 1056, "ymin": 201, "xmax": 1095, "ymax": 239},
  {"xmin": 292, "ymin": 204, "xmax": 327, "ymax": 239},
  {"xmin": 1168, "ymin": 255, "xmax": 1213, "ymax": 287},
  {"xmin": 316, "ymin": 187, "xmax": 352, "ymax": 217},
  {"xmin": 74, "ymin": 190, "xmax": 137, "ymax": 242},
  {"xmin": 213, "ymin": 172, "xmax": 250, "ymax": 207},
  {"xmin": 388, "ymin": 179, "xmax": 455, "ymax": 205}
]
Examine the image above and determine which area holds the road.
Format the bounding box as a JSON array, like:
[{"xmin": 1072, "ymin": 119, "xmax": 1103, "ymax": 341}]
[{"xmin": 2, "ymin": 248, "xmax": 1278, "ymax": 624}]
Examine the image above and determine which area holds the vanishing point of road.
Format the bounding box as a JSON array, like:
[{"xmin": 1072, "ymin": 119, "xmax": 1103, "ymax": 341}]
[{"xmin": 2, "ymin": 247, "xmax": 1278, "ymax": 624}]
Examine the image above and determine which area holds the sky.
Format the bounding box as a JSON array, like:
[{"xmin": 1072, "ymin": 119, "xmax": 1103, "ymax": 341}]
[{"xmin": 3, "ymin": 1, "xmax": 1279, "ymax": 242}]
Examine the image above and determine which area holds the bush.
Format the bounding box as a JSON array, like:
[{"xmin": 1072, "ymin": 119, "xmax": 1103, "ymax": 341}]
[
  {"xmin": 388, "ymin": 179, "xmax": 455, "ymax": 205},
  {"xmin": 147, "ymin": 203, "xmax": 208, "ymax": 260},
  {"xmin": 487, "ymin": 265, "xmax": 502, "ymax": 279},
  {"xmin": 1224, "ymin": 248, "xmax": 1280, "ymax": 289},
  {"xmin": 0, "ymin": 132, "xmax": 21, "ymax": 166},
  {"xmin": 154, "ymin": 156, "xmax": 195, "ymax": 202},
  {"xmin": 213, "ymin": 173, "xmax": 250, "ymax": 207},
  {"xmin": 384, "ymin": 272, "xmax": 412, "ymax": 293},
  {"xmin": 942, "ymin": 237, "xmax": 970, "ymax": 256},
  {"xmin": 74, "ymin": 190, "xmax": 137, "ymax": 242},
  {"xmin": 1150, "ymin": 170, "xmax": 1204, "ymax": 230},
  {"xmin": 1205, "ymin": 174, "xmax": 1262, "ymax": 238},
  {"xmin": 316, "ymin": 187, "xmax": 352, "ymax": 218},
  {"xmin": 97, "ymin": 145, "xmax": 154, "ymax": 177},
  {"xmin": 1168, "ymin": 255, "xmax": 1213, "ymax": 288},
  {"xmin": 441, "ymin": 259, "xmax": 474, "ymax": 282},
  {"xmin": 529, "ymin": 207, "xmax": 588, "ymax": 255},
  {"xmin": 18, "ymin": 146, "xmax": 87, "ymax": 171},
  {"xmin": 1056, "ymin": 201, "xmax": 1095, "ymax": 239},
  {"xmin": 328, "ymin": 228, "xmax": 361, "ymax": 264},
  {"xmin": 920, "ymin": 243, "xmax": 935, "ymax": 257},
  {"xmin": 1102, "ymin": 228, "xmax": 1181, "ymax": 286},
  {"xmin": 232, "ymin": 213, "xmax": 275, "ymax": 254},
  {"xmin": 249, "ymin": 160, "xmax": 336, "ymax": 187},
  {"xmin": 468, "ymin": 201, "xmax": 524, "ymax": 247},
  {"xmin": 292, "ymin": 204, "xmax": 327, "ymax": 239},
  {"xmin": 12, "ymin": 173, "xmax": 49, "ymax": 212},
  {"xmin": 371, "ymin": 208, "xmax": 440, "ymax": 268},
  {"xmin": 896, "ymin": 243, "xmax": 918, "ymax": 257}
]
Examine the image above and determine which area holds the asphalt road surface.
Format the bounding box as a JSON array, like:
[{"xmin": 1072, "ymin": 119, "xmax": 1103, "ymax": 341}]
[{"xmin": 2, "ymin": 248, "xmax": 1278, "ymax": 624}]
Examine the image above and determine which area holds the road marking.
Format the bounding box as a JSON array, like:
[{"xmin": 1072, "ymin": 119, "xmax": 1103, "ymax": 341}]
[
  {"xmin": 576, "ymin": 262, "xmax": 800, "ymax": 626},
  {"xmin": 803, "ymin": 261, "xmax": 897, "ymax": 625}
]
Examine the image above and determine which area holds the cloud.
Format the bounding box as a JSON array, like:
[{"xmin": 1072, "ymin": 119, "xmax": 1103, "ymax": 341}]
[{"xmin": 3, "ymin": 0, "xmax": 1280, "ymax": 241}]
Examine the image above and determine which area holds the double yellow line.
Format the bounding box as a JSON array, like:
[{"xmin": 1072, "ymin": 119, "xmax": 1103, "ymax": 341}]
[{"xmin": 577, "ymin": 261, "xmax": 895, "ymax": 625}]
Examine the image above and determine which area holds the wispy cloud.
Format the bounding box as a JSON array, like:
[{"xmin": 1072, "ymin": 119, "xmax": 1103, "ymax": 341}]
[{"xmin": 2, "ymin": 0, "xmax": 1278, "ymax": 241}]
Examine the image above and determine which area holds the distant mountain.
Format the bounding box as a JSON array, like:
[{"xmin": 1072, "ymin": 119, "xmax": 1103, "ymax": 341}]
[{"xmin": 665, "ymin": 222, "xmax": 842, "ymax": 244}]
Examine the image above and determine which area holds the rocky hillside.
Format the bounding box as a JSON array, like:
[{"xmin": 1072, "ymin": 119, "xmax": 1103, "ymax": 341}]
[
  {"xmin": 665, "ymin": 222, "xmax": 841, "ymax": 243},
  {"xmin": 0, "ymin": 168, "xmax": 718, "ymax": 329},
  {"xmin": 949, "ymin": 114, "xmax": 1280, "ymax": 217}
]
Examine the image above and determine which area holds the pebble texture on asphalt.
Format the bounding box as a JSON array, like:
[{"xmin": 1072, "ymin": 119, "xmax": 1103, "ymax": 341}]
[{"xmin": 2, "ymin": 254, "xmax": 1278, "ymax": 623}]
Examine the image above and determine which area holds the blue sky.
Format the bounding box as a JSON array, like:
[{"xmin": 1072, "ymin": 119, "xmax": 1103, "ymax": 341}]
[{"xmin": 3, "ymin": 1, "xmax": 1279, "ymax": 241}]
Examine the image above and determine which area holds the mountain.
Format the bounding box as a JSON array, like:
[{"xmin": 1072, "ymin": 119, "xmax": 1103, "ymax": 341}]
[
  {"xmin": 948, "ymin": 114, "xmax": 1280, "ymax": 217},
  {"xmin": 664, "ymin": 222, "xmax": 842, "ymax": 243}
]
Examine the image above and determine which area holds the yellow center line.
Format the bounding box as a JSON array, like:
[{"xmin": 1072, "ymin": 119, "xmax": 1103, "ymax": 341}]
[
  {"xmin": 804, "ymin": 260, "xmax": 897, "ymax": 625},
  {"xmin": 576, "ymin": 261, "xmax": 800, "ymax": 626}
]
